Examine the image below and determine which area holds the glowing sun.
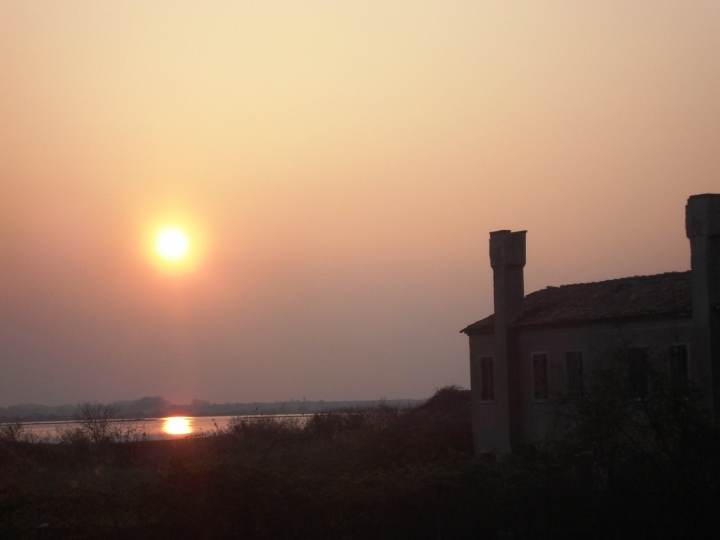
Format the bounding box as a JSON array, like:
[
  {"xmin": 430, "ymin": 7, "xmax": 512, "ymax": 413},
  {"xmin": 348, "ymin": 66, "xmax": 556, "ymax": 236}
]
[
  {"xmin": 163, "ymin": 417, "xmax": 192, "ymax": 435},
  {"xmin": 155, "ymin": 226, "xmax": 190, "ymax": 261}
]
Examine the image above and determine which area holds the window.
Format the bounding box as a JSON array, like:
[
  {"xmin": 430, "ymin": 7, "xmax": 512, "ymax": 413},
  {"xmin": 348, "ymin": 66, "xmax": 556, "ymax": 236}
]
[
  {"xmin": 533, "ymin": 353, "xmax": 549, "ymax": 400},
  {"xmin": 480, "ymin": 357, "xmax": 495, "ymax": 401},
  {"xmin": 565, "ymin": 352, "xmax": 583, "ymax": 394},
  {"xmin": 628, "ymin": 348, "xmax": 648, "ymax": 397},
  {"xmin": 669, "ymin": 345, "xmax": 688, "ymax": 390}
]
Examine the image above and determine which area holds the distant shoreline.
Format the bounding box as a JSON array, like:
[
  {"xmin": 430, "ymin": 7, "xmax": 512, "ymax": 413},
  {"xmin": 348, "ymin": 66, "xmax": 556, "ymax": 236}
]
[
  {"xmin": 13, "ymin": 413, "xmax": 335, "ymax": 427},
  {"xmin": 0, "ymin": 397, "xmax": 424, "ymax": 424}
]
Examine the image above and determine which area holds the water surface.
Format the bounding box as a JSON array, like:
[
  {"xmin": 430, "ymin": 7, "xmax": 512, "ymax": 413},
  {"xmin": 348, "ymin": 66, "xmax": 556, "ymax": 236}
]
[{"xmin": 16, "ymin": 414, "xmax": 307, "ymax": 441}]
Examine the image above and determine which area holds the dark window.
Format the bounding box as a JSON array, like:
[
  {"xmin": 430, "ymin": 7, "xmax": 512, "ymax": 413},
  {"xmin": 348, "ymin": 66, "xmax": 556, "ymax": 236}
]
[
  {"xmin": 565, "ymin": 352, "xmax": 583, "ymax": 394},
  {"xmin": 669, "ymin": 345, "xmax": 688, "ymax": 390},
  {"xmin": 533, "ymin": 353, "xmax": 549, "ymax": 400},
  {"xmin": 480, "ymin": 357, "xmax": 495, "ymax": 401},
  {"xmin": 628, "ymin": 348, "xmax": 648, "ymax": 397}
]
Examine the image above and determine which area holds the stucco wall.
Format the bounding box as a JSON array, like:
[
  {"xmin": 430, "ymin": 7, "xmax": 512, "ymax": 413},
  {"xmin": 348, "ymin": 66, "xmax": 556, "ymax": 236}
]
[{"xmin": 469, "ymin": 317, "xmax": 696, "ymax": 454}]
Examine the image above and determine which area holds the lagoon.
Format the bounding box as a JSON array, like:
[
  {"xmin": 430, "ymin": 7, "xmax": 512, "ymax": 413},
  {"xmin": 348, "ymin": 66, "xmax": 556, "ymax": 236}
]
[{"xmin": 15, "ymin": 414, "xmax": 309, "ymax": 441}]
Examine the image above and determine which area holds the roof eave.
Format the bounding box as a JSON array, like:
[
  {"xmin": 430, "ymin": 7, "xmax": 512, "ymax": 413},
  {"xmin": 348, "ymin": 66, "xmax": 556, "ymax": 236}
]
[{"xmin": 461, "ymin": 311, "xmax": 692, "ymax": 336}]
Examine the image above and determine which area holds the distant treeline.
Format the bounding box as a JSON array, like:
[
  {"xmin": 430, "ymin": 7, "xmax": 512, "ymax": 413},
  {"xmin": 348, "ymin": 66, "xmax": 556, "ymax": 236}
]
[{"xmin": 0, "ymin": 396, "xmax": 422, "ymax": 422}]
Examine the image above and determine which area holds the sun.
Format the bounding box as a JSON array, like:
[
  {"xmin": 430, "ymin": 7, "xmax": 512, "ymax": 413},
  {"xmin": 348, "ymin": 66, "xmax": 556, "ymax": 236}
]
[
  {"xmin": 163, "ymin": 417, "xmax": 192, "ymax": 435},
  {"xmin": 155, "ymin": 226, "xmax": 190, "ymax": 261},
  {"xmin": 144, "ymin": 216, "xmax": 206, "ymax": 275}
]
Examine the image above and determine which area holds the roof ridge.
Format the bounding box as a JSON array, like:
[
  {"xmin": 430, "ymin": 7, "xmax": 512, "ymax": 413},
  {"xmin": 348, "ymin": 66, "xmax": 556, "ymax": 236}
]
[{"xmin": 536, "ymin": 270, "xmax": 691, "ymax": 292}]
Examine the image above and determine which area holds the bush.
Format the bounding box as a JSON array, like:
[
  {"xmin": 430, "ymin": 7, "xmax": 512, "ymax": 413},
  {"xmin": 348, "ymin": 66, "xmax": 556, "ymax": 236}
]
[
  {"xmin": 0, "ymin": 421, "xmax": 26, "ymax": 443},
  {"xmin": 544, "ymin": 346, "xmax": 720, "ymax": 538},
  {"xmin": 4, "ymin": 382, "xmax": 719, "ymax": 539},
  {"xmin": 56, "ymin": 402, "xmax": 149, "ymax": 445},
  {"xmin": 225, "ymin": 415, "xmax": 301, "ymax": 441}
]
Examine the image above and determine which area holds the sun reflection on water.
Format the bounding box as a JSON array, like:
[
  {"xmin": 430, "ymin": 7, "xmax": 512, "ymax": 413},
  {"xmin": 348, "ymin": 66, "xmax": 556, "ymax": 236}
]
[{"xmin": 163, "ymin": 417, "xmax": 193, "ymax": 435}]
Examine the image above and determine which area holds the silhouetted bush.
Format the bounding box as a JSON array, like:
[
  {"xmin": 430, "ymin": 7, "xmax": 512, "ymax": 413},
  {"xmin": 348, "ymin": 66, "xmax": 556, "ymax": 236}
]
[
  {"xmin": 226, "ymin": 415, "xmax": 302, "ymax": 441},
  {"xmin": 2, "ymin": 383, "xmax": 720, "ymax": 539},
  {"xmin": 303, "ymin": 407, "xmax": 369, "ymax": 438}
]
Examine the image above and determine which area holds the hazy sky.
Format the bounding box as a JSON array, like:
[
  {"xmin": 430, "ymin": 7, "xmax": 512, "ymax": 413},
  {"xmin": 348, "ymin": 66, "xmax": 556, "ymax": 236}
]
[{"xmin": 1, "ymin": 1, "xmax": 718, "ymax": 406}]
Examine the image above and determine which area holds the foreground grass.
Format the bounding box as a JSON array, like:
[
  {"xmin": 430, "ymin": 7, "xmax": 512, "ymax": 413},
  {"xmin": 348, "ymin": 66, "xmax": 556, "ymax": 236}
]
[
  {"xmin": 1, "ymin": 386, "xmax": 720, "ymax": 539},
  {"xmin": 1, "ymin": 387, "xmax": 475, "ymax": 539}
]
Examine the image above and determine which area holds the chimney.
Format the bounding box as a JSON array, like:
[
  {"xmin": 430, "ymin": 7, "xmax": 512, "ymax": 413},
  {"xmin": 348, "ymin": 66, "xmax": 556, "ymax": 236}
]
[
  {"xmin": 489, "ymin": 230, "xmax": 526, "ymax": 450},
  {"xmin": 686, "ymin": 194, "xmax": 720, "ymax": 414},
  {"xmin": 490, "ymin": 230, "xmax": 527, "ymax": 328}
]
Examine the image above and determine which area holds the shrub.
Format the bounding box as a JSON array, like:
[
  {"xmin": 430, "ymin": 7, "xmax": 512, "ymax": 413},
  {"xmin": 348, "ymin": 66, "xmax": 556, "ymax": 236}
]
[
  {"xmin": 225, "ymin": 415, "xmax": 301, "ymax": 441},
  {"xmin": 0, "ymin": 421, "xmax": 26, "ymax": 443}
]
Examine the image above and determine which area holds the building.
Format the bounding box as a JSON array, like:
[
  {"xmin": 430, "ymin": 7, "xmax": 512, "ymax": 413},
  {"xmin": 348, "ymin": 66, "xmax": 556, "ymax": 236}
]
[{"xmin": 461, "ymin": 194, "xmax": 720, "ymax": 454}]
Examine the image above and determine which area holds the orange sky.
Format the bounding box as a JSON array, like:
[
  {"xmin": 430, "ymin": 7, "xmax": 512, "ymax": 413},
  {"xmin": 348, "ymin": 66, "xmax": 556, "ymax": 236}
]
[{"xmin": 1, "ymin": 1, "xmax": 719, "ymax": 405}]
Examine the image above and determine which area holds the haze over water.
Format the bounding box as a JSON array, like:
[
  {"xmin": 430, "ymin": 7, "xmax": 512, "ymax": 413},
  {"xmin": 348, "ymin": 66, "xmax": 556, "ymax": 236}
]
[{"xmin": 1, "ymin": 2, "xmax": 719, "ymax": 407}]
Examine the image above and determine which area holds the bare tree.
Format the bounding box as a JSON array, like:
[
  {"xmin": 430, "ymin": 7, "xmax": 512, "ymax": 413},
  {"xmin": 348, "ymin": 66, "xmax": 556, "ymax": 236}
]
[
  {"xmin": 74, "ymin": 402, "xmax": 148, "ymax": 444},
  {"xmin": 76, "ymin": 402, "xmax": 117, "ymax": 443}
]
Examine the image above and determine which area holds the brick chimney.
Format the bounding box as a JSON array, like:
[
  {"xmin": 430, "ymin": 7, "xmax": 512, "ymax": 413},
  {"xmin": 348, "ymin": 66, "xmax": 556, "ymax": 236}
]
[
  {"xmin": 489, "ymin": 230, "xmax": 526, "ymax": 450},
  {"xmin": 490, "ymin": 230, "xmax": 527, "ymax": 327},
  {"xmin": 686, "ymin": 194, "xmax": 720, "ymax": 414}
]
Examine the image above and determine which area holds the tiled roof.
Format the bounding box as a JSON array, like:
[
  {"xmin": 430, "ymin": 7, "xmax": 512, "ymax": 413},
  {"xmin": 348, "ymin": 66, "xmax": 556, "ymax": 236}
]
[{"xmin": 461, "ymin": 271, "xmax": 692, "ymax": 335}]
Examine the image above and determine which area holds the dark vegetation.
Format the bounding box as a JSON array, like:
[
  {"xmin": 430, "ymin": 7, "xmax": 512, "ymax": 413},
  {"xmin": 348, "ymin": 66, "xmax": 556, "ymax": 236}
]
[{"xmin": 2, "ymin": 372, "xmax": 720, "ymax": 539}]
